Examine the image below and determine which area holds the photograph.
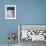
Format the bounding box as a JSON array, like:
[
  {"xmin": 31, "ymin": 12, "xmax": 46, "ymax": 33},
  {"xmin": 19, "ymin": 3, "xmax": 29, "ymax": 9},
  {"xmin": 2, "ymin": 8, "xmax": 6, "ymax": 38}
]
[{"xmin": 5, "ymin": 5, "xmax": 16, "ymax": 19}]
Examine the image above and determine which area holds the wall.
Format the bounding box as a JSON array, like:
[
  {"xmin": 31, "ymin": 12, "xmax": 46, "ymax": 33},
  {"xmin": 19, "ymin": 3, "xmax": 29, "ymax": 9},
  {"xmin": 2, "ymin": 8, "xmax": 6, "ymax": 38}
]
[
  {"xmin": 0, "ymin": 0, "xmax": 46, "ymax": 44},
  {"xmin": 0, "ymin": 0, "xmax": 17, "ymax": 44},
  {"xmin": 17, "ymin": 0, "xmax": 46, "ymax": 24}
]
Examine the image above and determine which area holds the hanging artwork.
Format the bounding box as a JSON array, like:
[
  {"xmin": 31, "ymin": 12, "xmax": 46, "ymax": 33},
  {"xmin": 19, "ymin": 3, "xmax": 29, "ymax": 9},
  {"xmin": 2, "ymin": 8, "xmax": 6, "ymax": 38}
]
[{"xmin": 5, "ymin": 5, "xmax": 16, "ymax": 19}]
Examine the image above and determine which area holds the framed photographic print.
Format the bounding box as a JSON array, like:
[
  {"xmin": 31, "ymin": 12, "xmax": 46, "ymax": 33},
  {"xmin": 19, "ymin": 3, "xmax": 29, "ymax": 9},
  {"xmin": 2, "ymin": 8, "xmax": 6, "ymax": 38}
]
[{"xmin": 5, "ymin": 5, "xmax": 16, "ymax": 19}]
